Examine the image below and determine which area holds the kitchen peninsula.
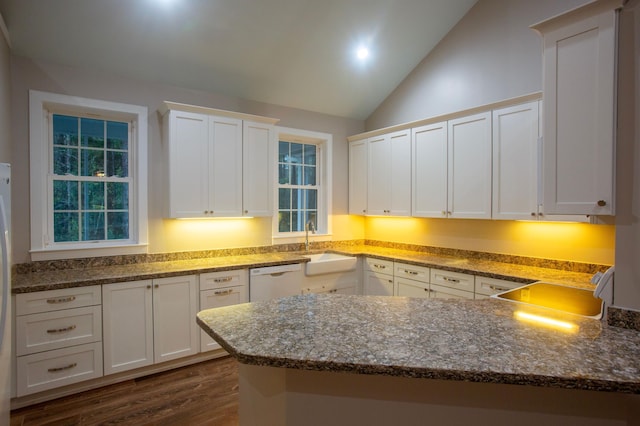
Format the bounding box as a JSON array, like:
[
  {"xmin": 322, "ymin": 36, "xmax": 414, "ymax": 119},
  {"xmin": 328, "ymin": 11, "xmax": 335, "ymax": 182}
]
[{"xmin": 197, "ymin": 293, "xmax": 640, "ymax": 426}]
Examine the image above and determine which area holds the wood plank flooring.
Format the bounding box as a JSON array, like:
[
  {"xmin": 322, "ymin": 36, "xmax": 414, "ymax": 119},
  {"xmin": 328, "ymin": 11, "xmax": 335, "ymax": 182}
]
[{"xmin": 10, "ymin": 356, "xmax": 239, "ymax": 426}]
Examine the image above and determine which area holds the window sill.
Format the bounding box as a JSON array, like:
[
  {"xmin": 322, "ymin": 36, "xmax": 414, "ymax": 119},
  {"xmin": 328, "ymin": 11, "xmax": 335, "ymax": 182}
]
[
  {"xmin": 271, "ymin": 233, "xmax": 333, "ymax": 246},
  {"xmin": 30, "ymin": 243, "xmax": 149, "ymax": 261}
]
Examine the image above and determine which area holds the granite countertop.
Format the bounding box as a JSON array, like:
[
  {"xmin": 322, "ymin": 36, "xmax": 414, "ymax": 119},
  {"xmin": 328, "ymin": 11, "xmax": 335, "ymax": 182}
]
[
  {"xmin": 196, "ymin": 293, "xmax": 640, "ymax": 394},
  {"xmin": 12, "ymin": 244, "xmax": 598, "ymax": 294}
]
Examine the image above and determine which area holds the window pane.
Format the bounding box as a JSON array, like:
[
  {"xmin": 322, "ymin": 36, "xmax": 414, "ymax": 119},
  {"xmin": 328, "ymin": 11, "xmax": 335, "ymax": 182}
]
[
  {"xmin": 53, "ymin": 115, "xmax": 78, "ymax": 146},
  {"xmin": 81, "ymin": 149, "xmax": 104, "ymax": 177},
  {"xmin": 107, "ymin": 151, "xmax": 128, "ymax": 177},
  {"xmin": 81, "ymin": 182, "xmax": 104, "ymax": 211},
  {"xmin": 290, "ymin": 143, "xmax": 303, "ymax": 163},
  {"xmin": 292, "ymin": 188, "xmax": 302, "ymax": 209},
  {"xmin": 81, "ymin": 118, "xmax": 105, "ymax": 148},
  {"xmin": 305, "ymin": 189, "xmax": 317, "ymax": 209},
  {"xmin": 304, "ymin": 145, "xmax": 316, "ymax": 165},
  {"xmin": 107, "ymin": 182, "xmax": 129, "ymax": 210},
  {"xmin": 291, "ymin": 211, "xmax": 302, "ymax": 232},
  {"xmin": 305, "ymin": 211, "xmax": 317, "ymax": 227},
  {"xmin": 54, "ymin": 212, "xmax": 79, "ymax": 242},
  {"xmin": 107, "ymin": 121, "xmax": 128, "ymax": 150},
  {"xmin": 303, "ymin": 165, "xmax": 316, "ymax": 186},
  {"xmin": 278, "ymin": 141, "xmax": 289, "ymax": 162},
  {"xmin": 290, "ymin": 165, "xmax": 302, "ymax": 185},
  {"xmin": 107, "ymin": 212, "xmax": 129, "ymax": 240},
  {"xmin": 53, "ymin": 180, "xmax": 78, "ymax": 210},
  {"xmin": 53, "ymin": 147, "xmax": 78, "ymax": 176},
  {"xmin": 278, "ymin": 164, "xmax": 289, "ymax": 185},
  {"xmin": 278, "ymin": 211, "xmax": 290, "ymax": 232},
  {"xmin": 278, "ymin": 188, "xmax": 290, "ymax": 210},
  {"xmin": 82, "ymin": 212, "xmax": 105, "ymax": 240}
]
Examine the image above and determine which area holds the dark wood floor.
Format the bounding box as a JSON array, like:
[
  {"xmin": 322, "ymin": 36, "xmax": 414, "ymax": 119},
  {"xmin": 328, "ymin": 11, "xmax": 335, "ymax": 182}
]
[{"xmin": 10, "ymin": 356, "xmax": 239, "ymax": 426}]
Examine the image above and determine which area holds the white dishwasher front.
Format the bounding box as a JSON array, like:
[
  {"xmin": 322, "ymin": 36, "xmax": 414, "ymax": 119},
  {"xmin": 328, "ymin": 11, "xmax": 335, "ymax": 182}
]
[{"xmin": 249, "ymin": 263, "xmax": 304, "ymax": 302}]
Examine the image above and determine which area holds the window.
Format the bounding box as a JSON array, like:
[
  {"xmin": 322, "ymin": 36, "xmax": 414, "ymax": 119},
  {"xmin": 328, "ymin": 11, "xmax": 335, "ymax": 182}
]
[
  {"xmin": 30, "ymin": 91, "xmax": 148, "ymax": 260},
  {"xmin": 274, "ymin": 127, "xmax": 332, "ymax": 240}
]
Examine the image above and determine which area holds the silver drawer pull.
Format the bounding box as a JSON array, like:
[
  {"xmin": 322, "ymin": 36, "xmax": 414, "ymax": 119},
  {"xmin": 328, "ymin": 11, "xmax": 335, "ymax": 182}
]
[
  {"xmin": 488, "ymin": 285, "xmax": 509, "ymax": 292},
  {"xmin": 214, "ymin": 277, "xmax": 233, "ymax": 283},
  {"xmin": 329, "ymin": 289, "xmax": 338, "ymax": 293},
  {"xmin": 214, "ymin": 289, "xmax": 233, "ymax": 296},
  {"xmin": 48, "ymin": 363, "xmax": 77, "ymax": 373},
  {"xmin": 443, "ymin": 277, "xmax": 460, "ymax": 283},
  {"xmin": 46, "ymin": 296, "xmax": 76, "ymax": 304},
  {"xmin": 373, "ymin": 264, "xmax": 386, "ymax": 269},
  {"xmin": 47, "ymin": 325, "xmax": 77, "ymax": 334},
  {"xmin": 404, "ymin": 270, "xmax": 418, "ymax": 276}
]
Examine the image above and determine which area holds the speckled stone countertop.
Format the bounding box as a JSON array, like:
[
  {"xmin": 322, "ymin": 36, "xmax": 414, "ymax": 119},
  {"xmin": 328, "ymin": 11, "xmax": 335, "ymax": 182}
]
[
  {"xmin": 12, "ymin": 243, "xmax": 603, "ymax": 294},
  {"xmin": 197, "ymin": 294, "xmax": 640, "ymax": 394}
]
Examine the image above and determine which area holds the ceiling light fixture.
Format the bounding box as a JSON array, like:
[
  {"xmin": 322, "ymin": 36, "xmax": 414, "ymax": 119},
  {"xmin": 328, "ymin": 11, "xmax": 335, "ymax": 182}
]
[{"xmin": 356, "ymin": 47, "xmax": 370, "ymax": 60}]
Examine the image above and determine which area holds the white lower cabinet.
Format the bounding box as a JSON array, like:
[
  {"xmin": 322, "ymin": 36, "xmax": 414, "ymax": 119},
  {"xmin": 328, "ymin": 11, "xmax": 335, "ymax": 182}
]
[
  {"xmin": 102, "ymin": 275, "xmax": 199, "ymax": 375},
  {"xmin": 200, "ymin": 270, "xmax": 249, "ymax": 352},
  {"xmin": 301, "ymin": 267, "xmax": 360, "ymax": 296},
  {"xmin": 363, "ymin": 258, "xmax": 394, "ymax": 296},
  {"xmin": 474, "ymin": 276, "xmax": 523, "ymax": 299},
  {"xmin": 430, "ymin": 268, "xmax": 475, "ymax": 299},
  {"xmin": 394, "ymin": 262, "xmax": 430, "ymax": 299},
  {"xmin": 15, "ymin": 286, "xmax": 103, "ymax": 397}
]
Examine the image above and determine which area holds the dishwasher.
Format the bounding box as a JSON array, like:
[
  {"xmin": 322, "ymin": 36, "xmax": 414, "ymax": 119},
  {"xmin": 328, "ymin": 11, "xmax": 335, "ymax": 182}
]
[{"xmin": 249, "ymin": 263, "xmax": 304, "ymax": 302}]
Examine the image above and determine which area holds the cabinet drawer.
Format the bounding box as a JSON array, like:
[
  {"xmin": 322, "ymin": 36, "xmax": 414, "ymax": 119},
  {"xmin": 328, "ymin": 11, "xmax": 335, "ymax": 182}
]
[
  {"xmin": 395, "ymin": 277, "xmax": 430, "ymax": 299},
  {"xmin": 16, "ymin": 342, "xmax": 103, "ymax": 397},
  {"xmin": 364, "ymin": 258, "xmax": 393, "ymax": 275},
  {"xmin": 16, "ymin": 286, "xmax": 101, "ymax": 315},
  {"xmin": 394, "ymin": 262, "xmax": 429, "ymax": 282},
  {"xmin": 475, "ymin": 276, "xmax": 523, "ymax": 297},
  {"xmin": 16, "ymin": 305, "xmax": 102, "ymax": 356},
  {"xmin": 200, "ymin": 269, "xmax": 248, "ymax": 290},
  {"xmin": 429, "ymin": 284, "xmax": 474, "ymax": 300},
  {"xmin": 200, "ymin": 286, "xmax": 248, "ymax": 310},
  {"xmin": 430, "ymin": 269, "xmax": 474, "ymax": 293}
]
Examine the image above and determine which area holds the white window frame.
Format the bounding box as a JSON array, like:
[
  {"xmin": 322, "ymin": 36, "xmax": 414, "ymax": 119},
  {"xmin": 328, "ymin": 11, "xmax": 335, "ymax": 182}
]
[
  {"xmin": 272, "ymin": 127, "xmax": 332, "ymax": 244},
  {"xmin": 29, "ymin": 90, "xmax": 148, "ymax": 260}
]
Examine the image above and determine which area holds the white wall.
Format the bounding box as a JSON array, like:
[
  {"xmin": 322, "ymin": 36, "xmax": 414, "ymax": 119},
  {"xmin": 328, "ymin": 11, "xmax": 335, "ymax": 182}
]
[
  {"xmin": 9, "ymin": 56, "xmax": 364, "ymax": 263},
  {"xmin": 0, "ymin": 14, "xmax": 10, "ymax": 163}
]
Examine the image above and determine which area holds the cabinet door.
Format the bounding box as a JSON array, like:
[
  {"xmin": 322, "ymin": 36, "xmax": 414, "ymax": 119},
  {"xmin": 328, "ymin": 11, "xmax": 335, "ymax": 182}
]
[
  {"xmin": 200, "ymin": 286, "xmax": 248, "ymax": 352},
  {"xmin": 492, "ymin": 102, "xmax": 539, "ymax": 220},
  {"xmin": 367, "ymin": 134, "xmax": 391, "ymax": 215},
  {"xmin": 167, "ymin": 110, "xmax": 210, "ymax": 218},
  {"xmin": 412, "ymin": 122, "xmax": 448, "ymax": 218},
  {"xmin": 395, "ymin": 277, "xmax": 430, "ymax": 299},
  {"xmin": 349, "ymin": 139, "xmax": 368, "ymax": 215},
  {"xmin": 388, "ymin": 130, "xmax": 412, "ymax": 216},
  {"xmin": 153, "ymin": 275, "xmax": 199, "ymax": 363},
  {"xmin": 210, "ymin": 116, "xmax": 243, "ymax": 217},
  {"xmin": 363, "ymin": 271, "xmax": 394, "ymax": 296},
  {"xmin": 447, "ymin": 112, "xmax": 492, "ymax": 219},
  {"xmin": 536, "ymin": 6, "xmax": 617, "ymax": 215},
  {"xmin": 243, "ymin": 121, "xmax": 274, "ymax": 217},
  {"xmin": 102, "ymin": 280, "xmax": 153, "ymax": 375}
]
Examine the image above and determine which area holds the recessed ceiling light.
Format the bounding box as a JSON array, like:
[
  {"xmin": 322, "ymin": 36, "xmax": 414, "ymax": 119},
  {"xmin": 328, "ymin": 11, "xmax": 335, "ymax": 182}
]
[{"xmin": 356, "ymin": 47, "xmax": 370, "ymax": 60}]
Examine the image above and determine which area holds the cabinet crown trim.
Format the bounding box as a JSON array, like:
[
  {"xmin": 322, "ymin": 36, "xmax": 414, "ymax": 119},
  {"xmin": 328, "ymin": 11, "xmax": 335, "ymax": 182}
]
[
  {"xmin": 160, "ymin": 101, "xmax": 280, "ymax": 125},
  {"xmin": 530, "ymin": 0, "xmax": 625, "ymax": 34}
]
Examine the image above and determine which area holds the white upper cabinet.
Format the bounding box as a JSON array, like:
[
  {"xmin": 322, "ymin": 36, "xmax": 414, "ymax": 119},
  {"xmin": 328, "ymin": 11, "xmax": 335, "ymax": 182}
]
[
  {"xmin": 412, "ymin": 122, "xmax": 448, "ymax": 218},
  {"xmin": 349, "ymin": 139, "xmax": 368, "ymax": 215},
  {"xmin": 209, "ymin": 115, "xmax": 244, "ymax": 217},
  {"xmin": 243, "ymin": 121, "xmax": 275, "ymax": 217},
  {"xmin": 367, "ymin": 130, "xmax": 411, "ymax": 216},
  {"xmin": 492, "ymin": 102, "xmax": 540, "ymax": 220},
  {"xmin": 532, "ymin": 0, "xmax": 622, "ymax": 216},
  {"xmin": 447, "ymin": 112, "xmax": 492, "ymax": 219}
]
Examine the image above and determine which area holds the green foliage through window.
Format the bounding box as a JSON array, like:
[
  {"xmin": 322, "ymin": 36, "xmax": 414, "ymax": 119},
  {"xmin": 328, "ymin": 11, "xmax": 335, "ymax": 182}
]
[{"xmin": 278, "ymin": 141, "xmax": 318, "ymax": 232}]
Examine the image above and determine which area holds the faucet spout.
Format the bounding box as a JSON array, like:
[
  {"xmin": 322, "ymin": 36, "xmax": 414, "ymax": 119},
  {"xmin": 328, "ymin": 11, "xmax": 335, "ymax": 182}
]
[{"xmin": 305, "ymin": 220, "xmax": 316, "ymax": 252}]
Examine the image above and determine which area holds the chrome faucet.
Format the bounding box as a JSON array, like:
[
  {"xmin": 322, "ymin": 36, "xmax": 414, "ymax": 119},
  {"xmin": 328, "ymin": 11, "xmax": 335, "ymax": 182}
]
[{"xmin": 305, "ymin": 220, "xmax": 316, "ymax": 252}]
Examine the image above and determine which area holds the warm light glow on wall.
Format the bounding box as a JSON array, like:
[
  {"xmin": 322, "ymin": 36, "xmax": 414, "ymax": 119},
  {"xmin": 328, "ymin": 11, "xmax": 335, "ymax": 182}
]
[{"xmin": 365, "ymin": 217, "xmax": 425, "ymax": 241}]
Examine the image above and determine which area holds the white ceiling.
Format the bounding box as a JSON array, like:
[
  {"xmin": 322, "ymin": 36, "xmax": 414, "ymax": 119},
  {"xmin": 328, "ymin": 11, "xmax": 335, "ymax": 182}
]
[{"xmin": 0, "ymin": 0, "xmax": 477, "ymax": 120}]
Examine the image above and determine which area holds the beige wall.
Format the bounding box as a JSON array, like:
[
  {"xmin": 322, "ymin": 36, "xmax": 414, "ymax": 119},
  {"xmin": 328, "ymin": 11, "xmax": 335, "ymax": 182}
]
[
  {"xmin": 9, "ymin": 56, "xmax": 364, "ymax": 263},
  {"xmin": 0, "ymin": 15, "xmax": 10, "ymax": 163}
]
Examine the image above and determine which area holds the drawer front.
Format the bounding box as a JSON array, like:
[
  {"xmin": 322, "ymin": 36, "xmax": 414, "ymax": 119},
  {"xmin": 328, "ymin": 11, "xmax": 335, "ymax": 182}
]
[
  {"xmin": 475, "ymin": 276, "xmax": 523, "ymax": 297},
  {"xmin": 395, "ymin": 277, "xmax": 430, "ymax": 299},
  {"xmin": 429, "ymin": 283, "xmax": 474, "ymax": 300},
  {"xmin": 16, "ymin": 305, "xmax": 102, "ymax": 356},
  {"xmin": 16, "ymin": 342, "xmax": 103, "ymax": 397},
  {"xmin": 16, "ymin": 286, "xmax": 101, "ymax": 315},
  {"xmin": 430, "ymin": 269, "xmax": 475, "ymax": 293},
  {"xmin": 394, "ymin": 262, "xmax": 429, "ymax": 283},
  {"xmin": 200, "ymin": 286, "xmax": 248, "ymax": 352},
  {"xmin": 364, "ymin": 258, "xmax": 393, "ymax": 275},
  {"xmin": 200, "ymin": 269, "xmax": 248, "ymax": 291}
]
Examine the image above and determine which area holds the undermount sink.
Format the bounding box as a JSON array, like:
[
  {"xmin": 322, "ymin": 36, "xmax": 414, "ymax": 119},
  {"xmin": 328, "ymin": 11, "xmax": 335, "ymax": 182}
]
[{"xmin": 303, "ymin": 253, "xmax": 358, "ymax": 276}]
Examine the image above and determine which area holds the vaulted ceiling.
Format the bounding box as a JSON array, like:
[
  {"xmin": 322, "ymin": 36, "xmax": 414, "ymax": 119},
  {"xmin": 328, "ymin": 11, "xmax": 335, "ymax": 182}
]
[{"xmin": 0, "ymin": 0, "xmax": 477, "ymax": 120}]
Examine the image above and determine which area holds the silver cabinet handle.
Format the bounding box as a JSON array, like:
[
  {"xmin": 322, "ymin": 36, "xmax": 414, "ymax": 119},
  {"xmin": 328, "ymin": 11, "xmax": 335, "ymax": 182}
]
[
  {"xmin": 214, "ymin": 289, "xmax": 234, "ymax": 296},
  {"xmin": 373, "ymin": 264, "xmax": 386, "ymax": 269},
  {"xmin": 48, "ymin": 363, "xmax": 77, "ymax": 373},
  {"xmin": 488, "ymin": 285, "xmax": 509, "ymax": 292},
  {"xmin": 597, "ymin": 200, "xmax": 607, "ymax": 207},
  {"xmin": 47, "ymin": 296, "xmax": 76, "ymax": 304},
  {"xmin": 443, "ymin": 277, "xmax": 460, "ymax": 283},
  {"xmin": 214, "ymin": 277, "xmax": 233, "ymax": 283},
  {"xmin": 404, "ymin": 270, "xmax": 418, "ymax": 276},
  {"xmin": 47, "ymin": 325, "xmax": 77, "ymax": 334}
]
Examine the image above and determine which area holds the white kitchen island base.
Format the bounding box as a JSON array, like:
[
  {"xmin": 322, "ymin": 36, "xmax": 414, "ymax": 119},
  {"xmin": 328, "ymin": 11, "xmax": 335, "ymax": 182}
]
[{"xmin": 239, "ymin": 363, "xmax": 640, "ymax": 426}]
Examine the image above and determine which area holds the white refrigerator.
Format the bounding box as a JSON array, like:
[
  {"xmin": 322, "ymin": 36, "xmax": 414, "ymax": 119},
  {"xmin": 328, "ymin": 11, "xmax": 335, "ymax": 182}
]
[{"xmin": 0, "ymin": 163, "xmax": 11, "ymax": 422}]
